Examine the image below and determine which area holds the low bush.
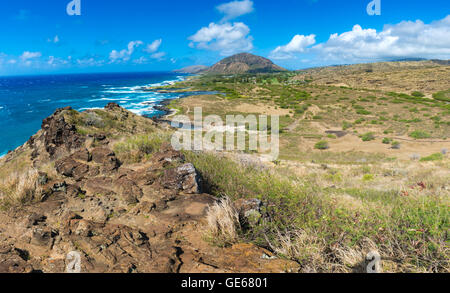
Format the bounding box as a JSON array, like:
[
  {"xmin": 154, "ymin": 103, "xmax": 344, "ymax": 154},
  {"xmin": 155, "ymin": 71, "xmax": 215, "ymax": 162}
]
[
  {"xmin": 420, "ymin": 153, "xmax": 444, "ymax": 162},
  {"xmin": 409, "ymin": 130, "xmax": 431, "ymax": 139},
  {"xmin": 361, "ymin": 132, "xmax": 375, "ymax": 142},
  {"xmin": 382, "ymin": 138, "xmax": 392, "ymax": 144},
  {"xmin": 314, "ymin": 141, "xmax": 329, "ymax": 150}
]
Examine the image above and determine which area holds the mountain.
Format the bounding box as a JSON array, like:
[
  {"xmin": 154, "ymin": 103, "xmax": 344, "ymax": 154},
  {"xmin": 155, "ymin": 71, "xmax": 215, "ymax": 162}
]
[
  {"xmin": 174, "ymin": 65, "xmax": 209, "ymax": 74},
  {"xmin": 206, "ymin": 53, "xmax": 287, "ymax": 74}
]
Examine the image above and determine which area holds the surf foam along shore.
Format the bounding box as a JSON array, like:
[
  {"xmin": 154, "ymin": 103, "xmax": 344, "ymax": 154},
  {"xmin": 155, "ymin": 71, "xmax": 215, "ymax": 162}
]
[
  {"xmin": 76, "ymin": 75, "xmax": 187, "ymax": 118},
  {"xmin": 0, "ymin": 72, "xmax": 188, "ymax": 157}
]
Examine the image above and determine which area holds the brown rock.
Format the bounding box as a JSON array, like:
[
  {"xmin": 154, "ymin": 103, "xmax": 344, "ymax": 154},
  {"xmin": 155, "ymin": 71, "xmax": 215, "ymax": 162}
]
[
  {"xmin": 234, "ymin": 198, "xmax": 263, "ymax": 228},
  {"xmin": 41, "ymin": 108, "xmax": 85, "ymax": 158},
  {"xmin": 160, "ymin": 163, "xmax": 201, "ymax": 194},
  {"xmin": 55, "ymin": 157, "xmax": 90, "ymax": 181},
  {"xmin": 84, "ymin": 177, "xmax": 115, "ymax": 197},
  {"xmin": 114, "ymin": 178, "xmax": 143, "ymax": 204},
  {"xmin": 71, "ymin": 148, "xmax": 91, "ymax": 162},
  {"xmin": 150, "ymin": 143, "xmax": 185, "ymax": 170},
  {"xmin": 27, "ymin": 213, "xmax": 47, "ymax": 227},
  {"xmin": 91, "ymin": 148, "xmax": 120, "ymax": 171},
  {"xmin": 31, "ymin": 227, "xmax": 53, "ymax": 247},
  {"xmin": 105, "ymin": 103, "xmax": 121, "ymax": 111},
  {"xmin": 66, "ymin": 184, "xmax": 86, "ymax": 198}
]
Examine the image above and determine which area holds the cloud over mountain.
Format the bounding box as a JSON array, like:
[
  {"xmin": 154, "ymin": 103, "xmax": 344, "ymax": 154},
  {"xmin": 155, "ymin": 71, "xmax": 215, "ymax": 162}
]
[
  {"xmin": 315, "ymin": 15, "xmax": 450, "ymax": 62},
  {"xmin": 270, "ymin": 34, "xmax": 316, "ymax": 60},
  {"xmin": 271, "ymin": 15, "xmax": 450, "ymax": 63},
  {"xmin": 216, "ymin": 0, "xmax": 254, "ymax": 21},
  {"xmin": 189, "ymin": 22, "xmax": 254, "ymax": 56}
]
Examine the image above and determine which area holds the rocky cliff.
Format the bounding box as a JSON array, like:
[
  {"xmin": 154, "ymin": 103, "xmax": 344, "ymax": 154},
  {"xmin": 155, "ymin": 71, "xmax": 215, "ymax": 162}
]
[{"xmin": 0, "ymin": 104, "xmax": 297, "ymax": 273}]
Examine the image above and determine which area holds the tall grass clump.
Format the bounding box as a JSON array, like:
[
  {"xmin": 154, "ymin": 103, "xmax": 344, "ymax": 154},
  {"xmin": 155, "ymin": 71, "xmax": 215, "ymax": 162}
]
[
  {"xmin": 0, "ymin": 169, "xmax": 42, "ymax": 209},
  {"xmin": 113, "ymin": 132, "xmax": 170, "ymax": 163},
  {"xmin": 205, "ymin": 197, "xmax": 240, "ymax": 247}
]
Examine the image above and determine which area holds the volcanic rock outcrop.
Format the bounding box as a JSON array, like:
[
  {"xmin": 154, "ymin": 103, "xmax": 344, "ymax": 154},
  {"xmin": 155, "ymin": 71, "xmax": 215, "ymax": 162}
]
[{"xmin": 0, "ymin": 104, "xmax": 297, "ymax": 273}]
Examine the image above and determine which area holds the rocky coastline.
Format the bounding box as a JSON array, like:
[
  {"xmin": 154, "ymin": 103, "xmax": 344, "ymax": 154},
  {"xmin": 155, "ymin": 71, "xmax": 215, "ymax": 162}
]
[{"xmin": 0, "ymin": 103, "xmax": 297, "ymax": 273}]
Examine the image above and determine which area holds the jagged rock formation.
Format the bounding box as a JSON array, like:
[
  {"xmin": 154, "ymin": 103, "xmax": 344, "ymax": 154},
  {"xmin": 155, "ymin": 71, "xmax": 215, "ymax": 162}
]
[
  {"xmin": 0, "ymin": 104, "xmax": 297, "ymax": 273},
  {"xmin": 206, "ymin": 53, "xmax": 287, "ymax": 74}
]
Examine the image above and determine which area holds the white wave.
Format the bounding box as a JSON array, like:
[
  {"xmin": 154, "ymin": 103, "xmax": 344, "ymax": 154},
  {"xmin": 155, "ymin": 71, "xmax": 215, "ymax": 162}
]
[
  {"xmin": 128, "ymin": 108, "xmax": 155, "ymax": 115},
  {"xmin": 88, "ymin": 97, "xmax": 132, "ymax": 102},
  {"xmin": 78, "ymin": 107, "xmax": 103, "ymax": 111},
  {"xmin": 102, "ymin": 90, "xmax": 147, "ymax": 94}
]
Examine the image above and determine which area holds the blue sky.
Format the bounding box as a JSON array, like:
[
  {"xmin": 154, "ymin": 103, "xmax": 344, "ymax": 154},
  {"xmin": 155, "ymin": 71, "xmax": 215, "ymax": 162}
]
[{"xmin": 0, "ymin": 0, "xmax": 449, "ymax": 76}]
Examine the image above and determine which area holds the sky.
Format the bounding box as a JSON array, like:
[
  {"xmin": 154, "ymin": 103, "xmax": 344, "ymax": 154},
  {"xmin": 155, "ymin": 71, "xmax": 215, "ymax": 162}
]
[{"xmin": 0, "ymin": 0, "xmax": 449, "ymax": 76}]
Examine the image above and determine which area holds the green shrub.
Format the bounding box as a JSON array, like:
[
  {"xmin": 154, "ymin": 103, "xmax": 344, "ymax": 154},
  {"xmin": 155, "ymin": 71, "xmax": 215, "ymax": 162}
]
[
  {"xmin": 356, "ymin": 109, "xmax": 372, "ymax": 115},
  {"xmin": 342, "ymin": 121, "xmax": 352, "ymax": 130},
  {"xmin": 362, "ymin": 174, "xmax": 374, "ymax": 181},
  {"xmin": 314, "ymin": 141, "xmax": 329, "ymax": 150},
  {"xmin": 409, "ymin": 130, "xmax": 431, "ymax": 139},
  {"xmin": 382, "ymin": 138, "xmax": 392, "ymax": 144},
  {"xmin": 432, "ymin": 90, "xmax": 450, "ymax": 102},
  {"xmin": 361, "ymin": 132, "xmax": 375, "ymax": 142},
  {"xmin": 411, "ymin": 91, "xmax": 425, "ymax": 98},
  {"xmin": 391, "ymin": 141, "xmax": 401, "ymax": 149},
  {"xmin": 420, "ymin": 153, "xmax": 444, "ymax": 162}
]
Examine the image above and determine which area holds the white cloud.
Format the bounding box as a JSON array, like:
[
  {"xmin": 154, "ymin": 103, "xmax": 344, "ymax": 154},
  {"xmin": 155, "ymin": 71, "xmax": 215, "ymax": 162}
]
[
  {"xmin": 48, "ymin": 35, "xmax": 60, "ymax": 43},
  {"xmin": 19, "ymin": 51, "xmax": 42, "ymax": 66},
  {"xmin": 150, "ymin": 52, "xmax": 166, "ymax": 60},
  {"xmin": 20, "ymin": 51, "xmax": 42, "ymax": 61},
  {"xmin": 189, "ymin": 22, "xmax": 253, "ymax": 56},
  {"xmin": 316, "ymin": 16, "xmax": 450, "ymax": 62},
  {"xmin": 144, "ymin": 39, "xmax": 162, "ymax": 53},
  {"xmin": 48, "ymin": 56, "xmax": 56, "ymax": 65},
  {"xmin": 217, "ymin": 0, "xmax": 254, "ymax": 21},
  {"xmin": 110, "ymin": 39, "xmax": 166, "ymax": 64},
  {"xmin": 133, "ymin": 57, "xmax": 148, "ymax": 64},
  {"xmin": 47, "ymin": 56, "xmax": 70, "ymax": 66},
  {"xmin": 270, "ymin": 34, "xmax": 316, "ymax": 59},
  {"xmin": 77, "ymin": 58, "xmax": 104, "ymax": 67},
  {"xmin": 273, "ymin": 15, "xmax": 450, "ymax": 63},
  {"xmin": 109, "ymin": 40, "xmax": 143, "ymax": 63}
]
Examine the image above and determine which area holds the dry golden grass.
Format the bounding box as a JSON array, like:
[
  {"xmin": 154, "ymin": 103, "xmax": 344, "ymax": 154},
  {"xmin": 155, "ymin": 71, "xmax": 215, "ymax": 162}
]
[
  {"xmin": 205, "ymin": 197, "xmax": 240, "ymax": 247},
  {"xmin": 295, "ymin": 60, "xmax": 450, "ymax": 94},
  {"xmin": 0, "ymin": 168, "xmax": 42, "ymax": 208}
]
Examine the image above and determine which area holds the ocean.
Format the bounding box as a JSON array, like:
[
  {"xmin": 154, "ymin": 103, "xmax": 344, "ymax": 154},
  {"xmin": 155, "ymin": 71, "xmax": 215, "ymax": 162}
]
[{"xmin": 0, "ymin": 72, "xmax": 188, "ymax": 157}]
